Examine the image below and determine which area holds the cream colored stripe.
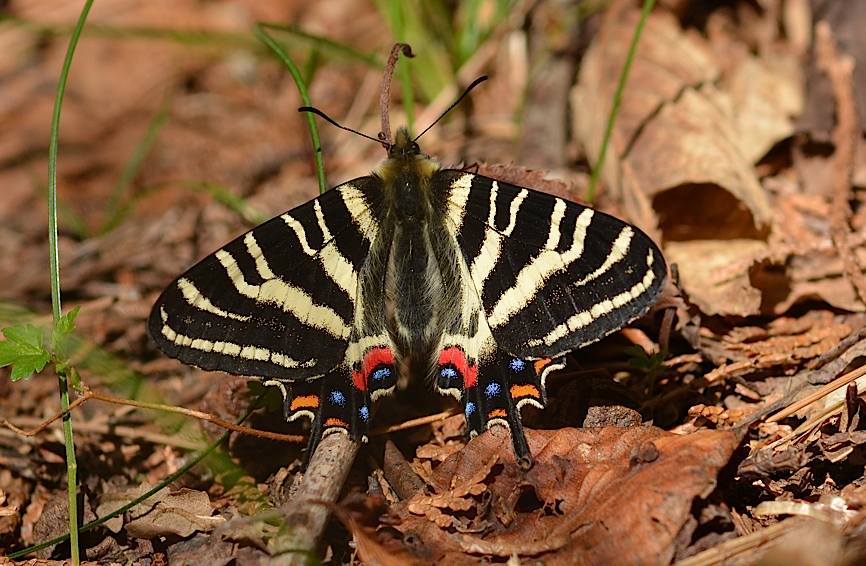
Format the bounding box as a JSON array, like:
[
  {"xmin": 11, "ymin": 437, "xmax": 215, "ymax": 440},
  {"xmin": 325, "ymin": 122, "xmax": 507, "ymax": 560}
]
[
  {"xmin": 487, "ymin": 208, "xmax": 594, "ymax": 328},
  {"xmin": 571, "ymin": 226, "xmax": 633, "ymax": 288},
  {"xmin": 469, "ymin": 182, "xmax": 502, "ymax": 286},
  {"xmin": 159, "ymin": 307, "xmax": 316, "ymax": 369},
  {"xmin": 544, "ymin": 199, "xmax": 567, "ymax": 249},
  {"xmin": 314, "ymin": 199, "xmax": 332, "ymax": 241},
  {"xmin": 281, "ymin": 213, "xmax": 317, "ymax": 256},
  {"xmin": 177, "ymin": 277, "xmax": 250, "ymax": 321},
  {"xmin": 318, "ymin": 243, "xmax": 358, "ymax": 299},
  {"xmin": 444, "ymin": 174, "xmax": 473, "ymax": 236},
  {"xmin": 526, "ymin": 251, "xmax": 657, "ymax": 349},
  {"xmin": 215, "ymin": 249, "xmax": 350, "ymax": 337},
  {"xmin": 244, "ymin": 232, "xmax": 276, "ymax": 280},
  {"xmin": 502, "ymin": 189, "xmax": 528, "ymax": 236}
]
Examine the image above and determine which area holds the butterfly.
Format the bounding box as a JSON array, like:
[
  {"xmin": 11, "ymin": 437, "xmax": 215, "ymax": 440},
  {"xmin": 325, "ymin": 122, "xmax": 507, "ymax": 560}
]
[{"xmin": 148, "ymin": 92, "xmax": 667, "ymax": 468}]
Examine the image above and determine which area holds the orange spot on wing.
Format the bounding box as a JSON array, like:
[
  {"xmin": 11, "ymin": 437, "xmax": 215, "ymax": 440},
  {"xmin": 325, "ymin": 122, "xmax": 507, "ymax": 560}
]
[
  {"xmin": 533, "ymin": 358, "xmax": 553, "ymax": 375},
  {"xmin": 510, "ymin": 384, "xmax": 540, "ymax": 399},
  {"xmin": 488, "ymin": 409, "xmax": 507, "ymax": 419},
  {"xmin": 324, "ymin": 418, "xmax": 348, "ymax": 428},
  {"xmin": 289, "ymin": 395, "xmax": 319, "ymax": 411}
]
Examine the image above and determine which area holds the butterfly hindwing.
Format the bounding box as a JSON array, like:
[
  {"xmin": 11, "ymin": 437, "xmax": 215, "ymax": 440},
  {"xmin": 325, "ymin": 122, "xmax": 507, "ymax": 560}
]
[
  {"xmin": 438, "ymin": 170, "xmax": 667, "ymax": 360},
  {"xmin": 148, "ymin": 177, "xmax": 384, "ymax": 380}
]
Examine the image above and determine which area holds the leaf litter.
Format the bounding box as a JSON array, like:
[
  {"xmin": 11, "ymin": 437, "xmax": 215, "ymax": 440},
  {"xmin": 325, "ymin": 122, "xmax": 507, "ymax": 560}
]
[{"xmin": 3, "ymin": 0, "xmax": 866, "ymax": 564}]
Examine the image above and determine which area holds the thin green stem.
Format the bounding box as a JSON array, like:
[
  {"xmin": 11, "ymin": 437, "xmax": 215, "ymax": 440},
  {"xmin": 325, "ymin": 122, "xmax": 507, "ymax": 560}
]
[
  {"xmin": 586, "ymin": 0, "xmax": 655, "ymax": 202},
  {"xmin": 254, "ymin": 23, "xmax": 327, "ymax": 195},
  {"xmin": 46, "ymin": 1, "xmax": 94, "ymax": 562}
]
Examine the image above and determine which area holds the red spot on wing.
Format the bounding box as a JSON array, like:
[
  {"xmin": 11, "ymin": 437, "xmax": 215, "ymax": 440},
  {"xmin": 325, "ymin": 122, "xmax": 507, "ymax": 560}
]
[
  {"xmin": 352, "ymin": 346, "xmax": 395, "ymax": 392},
  {"xmin": 438, "ymin": 346, "xmax": 478, "ymax": 388}
]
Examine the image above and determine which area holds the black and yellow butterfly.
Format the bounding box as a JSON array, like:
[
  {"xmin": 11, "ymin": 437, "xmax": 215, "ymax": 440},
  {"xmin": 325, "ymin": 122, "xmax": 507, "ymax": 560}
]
[{"xmin": 148, "ymin": 99, "xmax": 666, "ymax": 467}]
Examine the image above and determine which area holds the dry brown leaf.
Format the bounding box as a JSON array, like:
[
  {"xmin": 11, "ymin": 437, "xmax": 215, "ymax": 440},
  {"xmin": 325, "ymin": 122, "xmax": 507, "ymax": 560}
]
[
  {"xmin": 665, "ymin": 239, "xmax": 768, "ymax": 316},
  {"xmin": 701, "ymin": 310, "xmax": 853, "ymax": 382},
  {"xmin": 773, "ymin": 246, "xmax": 866, "ymax": 313},
  {"xmin": 573, "ymin": 3, "xmax": 773, "ymax": 241},
  {"xmin": 382, "ymin": 426, "xmax": 739, "ymax": 564},
  {"xmin": 725, "ymin": 53, "xmax": 803, "ymax": 163},
  {"xmin": 96, "ymin": 486, "xmax": 222, "ymax": 539}
]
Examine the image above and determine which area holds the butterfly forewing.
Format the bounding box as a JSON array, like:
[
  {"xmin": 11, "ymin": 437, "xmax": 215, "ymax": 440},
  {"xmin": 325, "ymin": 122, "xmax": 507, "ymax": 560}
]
[
  {"xmin": 147, "ymin": 177, "xmax": 384, "ymax": 380},
  {"xmin": 437, "ymin": 170, "xmax": 667, "ymax": 360},
  {"xmin": 149, "ymin": 128, "xmax": 668, "ymax": 466}
]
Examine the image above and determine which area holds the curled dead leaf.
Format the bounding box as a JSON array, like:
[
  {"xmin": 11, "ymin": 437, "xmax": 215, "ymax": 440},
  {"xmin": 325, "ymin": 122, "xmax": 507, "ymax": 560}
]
[
  {"xmin": 96, "ymin": 486, "xmax": 222, "ymax": 539},
  {"xmin": 374, "ymin": 425, "xmax": 739, "ymax": 564}
]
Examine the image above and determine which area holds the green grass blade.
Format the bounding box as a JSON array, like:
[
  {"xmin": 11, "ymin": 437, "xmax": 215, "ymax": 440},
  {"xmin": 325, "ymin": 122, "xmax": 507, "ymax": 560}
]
[
  {"xmin": 0, "ymin": 15, "xmax": 258, "ymax": 49},
  {"xmin": 254, "ymin": 23, "xmax": 327, "ymax": 195},
  {"xmin": 100, "ymin": 106, "xmax": 170, "ymax": 234},
  {"xmin": 256, "ymin": 21, "xmax": 382, "ymax": 68},
  {"xmin": 587, "ymin": 0, "xmax": 656, "ymax": 202},
  {"xmin": 46, "ymin": 1, "xmax": 95, "ymax": 561}
]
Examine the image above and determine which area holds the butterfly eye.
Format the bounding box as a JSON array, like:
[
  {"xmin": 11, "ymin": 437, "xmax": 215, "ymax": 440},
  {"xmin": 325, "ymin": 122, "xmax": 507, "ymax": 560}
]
[{"xmin": 411, "ymin": 142, "xmax": 420, "ymax": 153}]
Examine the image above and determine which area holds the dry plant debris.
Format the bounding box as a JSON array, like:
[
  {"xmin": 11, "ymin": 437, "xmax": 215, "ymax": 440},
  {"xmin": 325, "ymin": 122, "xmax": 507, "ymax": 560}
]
[{"xmin": 3, "ymin": 0, "xmax": 866, "ymax": 564}]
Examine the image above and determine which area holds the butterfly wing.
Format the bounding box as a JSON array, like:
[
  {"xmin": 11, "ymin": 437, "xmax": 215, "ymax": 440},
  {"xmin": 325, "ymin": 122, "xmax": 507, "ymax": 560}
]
[
  {"xmin": 148, "ymin": 177, "xmax": 384, "ymax": 381},
  {"xmin": 438, "ymin": 170, "xmax": 667, "ymax": 360}
]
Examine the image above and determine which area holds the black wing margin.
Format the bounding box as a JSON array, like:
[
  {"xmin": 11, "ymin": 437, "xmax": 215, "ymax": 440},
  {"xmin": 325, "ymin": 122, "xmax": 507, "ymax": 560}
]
[
  {"xmin": 148, "ymin": 177, "xmax": 383, "ymax": 380},
  {"xmin": 437, "ymin": 170, "xmax": 667, "ymax": 359}
]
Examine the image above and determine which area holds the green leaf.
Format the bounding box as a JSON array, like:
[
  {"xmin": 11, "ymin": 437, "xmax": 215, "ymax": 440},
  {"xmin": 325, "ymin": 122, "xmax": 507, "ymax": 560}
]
[
  {"xmin": 56, "ymin": 306, "xmax": 80, "ymax": 337},
  {"xmin": 0, "ymin": 324, "xmax": 51, "ymax": 381},
  {"xmin": 67, "ymin": 365, "xmax": 82, "ymax": 391}
]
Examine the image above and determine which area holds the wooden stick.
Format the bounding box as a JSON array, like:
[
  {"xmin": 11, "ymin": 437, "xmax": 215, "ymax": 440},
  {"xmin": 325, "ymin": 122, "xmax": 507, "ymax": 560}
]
[
  {"xmin": 766, "ymin": 363, "xmax": 866, "ymax": 423},
  {"xmin": 269, "ymin": 432, "xmax": 359, "ymax": 564}
]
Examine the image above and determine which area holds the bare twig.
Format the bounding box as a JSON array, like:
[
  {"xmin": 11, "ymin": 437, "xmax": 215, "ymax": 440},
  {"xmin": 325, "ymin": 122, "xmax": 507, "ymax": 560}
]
[
  {"xmin": 383, "ymin": 440, "xmax": 426, "ymax": 499},
  {"xmin": 270, "ymin": 432, "xmax": 359, "ymax": 564},
  {"xmin": 766, "ymin": 363, "xmax": 866, "ymax": 423},
  {"xmin": 673, "ymin": 519, "xmax": 802, "ymax": 566},
  {"xmin": 2, "ymin": 416, "xmax": 204, "ymax": 450},
  {"xmin": 1, "ymin": 388, "xmax": 304, "ymax": 444},
  {"xmin": 1, "ymin": 391, "xmax": 94, "ymax": 436},
  {"xmin": 371, "ymin": 409, "xmax": 456, "ymax": 435},
  {"xmin": 816, "ymin": 21, "xmax": 866, "ymax": 306}
]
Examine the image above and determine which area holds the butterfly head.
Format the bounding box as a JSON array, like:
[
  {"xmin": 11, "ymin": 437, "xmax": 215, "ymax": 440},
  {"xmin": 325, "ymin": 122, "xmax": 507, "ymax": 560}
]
[
  {"xmin": 388, "ymin": 128, "xmax": 421, "ymax": 160},
  {"xmin": 378, "ymin": 127, "xmax": 439, "ymax": 186}
]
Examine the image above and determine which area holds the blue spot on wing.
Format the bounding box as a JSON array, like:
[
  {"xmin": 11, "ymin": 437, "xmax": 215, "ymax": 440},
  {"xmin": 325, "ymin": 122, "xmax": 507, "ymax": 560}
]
[
  {"xmin": 359, "ymin": 405, "xmax": 370, "ymax": 422},
  {"xmin": 440, "ymin": 367, "xmax": 459, "ymax": 380},
  {"xmin": 509, "ymin": 358, "xmax": 526, "ymax": 372},
  {"xmin": 329, "ymin": 391, "xmax": 346, "ymax": 406},
  {"xmin": 465, "ymin": 401, "xmax": 476, "ymax": 416},
  {"xmin": 485, "ymin": 382, "xmax": 501, "ymax": 399},
  {"xmin": 372, "ymin": 367, "xmax": 392, "ymax": 381}
]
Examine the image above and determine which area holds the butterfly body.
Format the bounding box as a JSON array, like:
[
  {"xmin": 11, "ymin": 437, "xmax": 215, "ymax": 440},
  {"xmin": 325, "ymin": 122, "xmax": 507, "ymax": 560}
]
[{"xmin": 149, "ymin": 127, "xmax": 667, "ymax": 466}]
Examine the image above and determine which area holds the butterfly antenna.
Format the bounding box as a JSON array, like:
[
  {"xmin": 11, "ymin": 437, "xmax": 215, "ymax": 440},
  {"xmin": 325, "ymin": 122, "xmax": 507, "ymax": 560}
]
[
  {"xmin": 298, "ymin": 106, "xmax": 388, "ymax": 148},
  {"xmin": 413, "ymin": 75, "xmax": 488, "ymax": 143}
]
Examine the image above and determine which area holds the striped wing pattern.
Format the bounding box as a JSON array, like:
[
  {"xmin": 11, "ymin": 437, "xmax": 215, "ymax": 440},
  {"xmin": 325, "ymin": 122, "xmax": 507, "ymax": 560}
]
[
  {"xmin": 149, "ymin": 164, "xmax": 667, "ymax": 466},
  {"xmin": 148, "ymin": 177, "xmax": 383, "ymax": 381},
  {"xmin": 439, "ymin": 170, "xmax": 667, "ymax": 360}
]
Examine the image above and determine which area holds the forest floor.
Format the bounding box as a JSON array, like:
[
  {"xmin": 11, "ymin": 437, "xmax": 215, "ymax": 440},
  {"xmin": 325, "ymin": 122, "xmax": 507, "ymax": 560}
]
[{"xmin": 3, "ymin": 0, "xmax": 866, "ymax": 564}]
